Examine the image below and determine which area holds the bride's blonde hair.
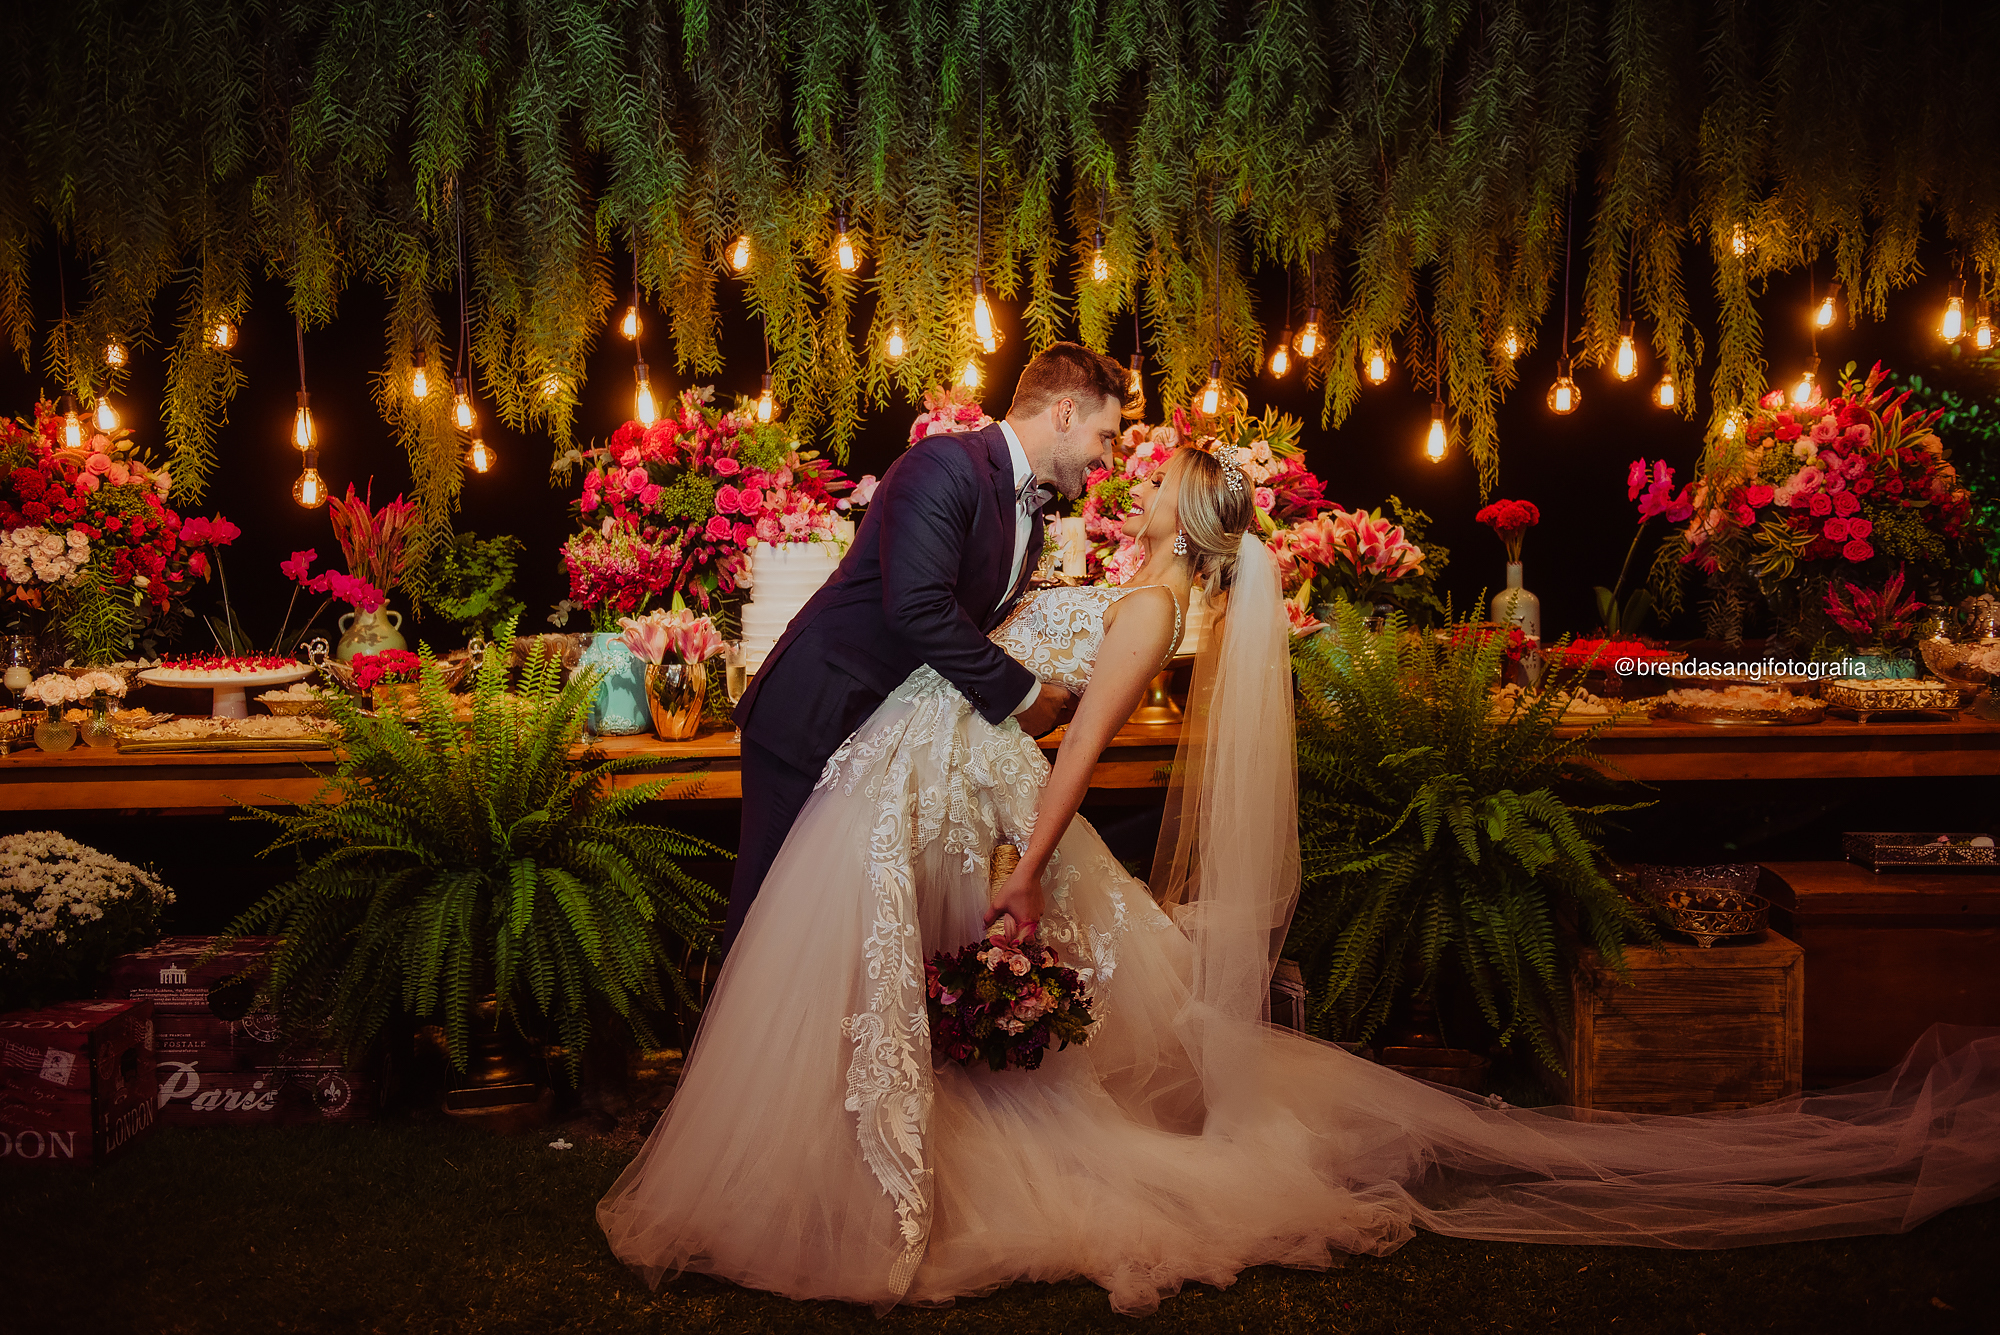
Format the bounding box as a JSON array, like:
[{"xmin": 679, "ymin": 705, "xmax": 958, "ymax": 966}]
[{"xmin": 1171, "ymin": 447, "xmax": 1256, "ymax": 595}]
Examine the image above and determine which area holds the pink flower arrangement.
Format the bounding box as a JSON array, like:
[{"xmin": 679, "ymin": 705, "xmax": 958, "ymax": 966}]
[
  {"xmin": 1289, "ymin": 505, "xmax": 1428, "ymax": 607},
  {"xmin": 907, "ymin": 386, "xmax": 993, "ymax": 446},
  {"xmin": 1823, "ymin": 566, "xmax": 1925, "ymax": 646},
  {"xmin": 925, "ymin": 926, "xmax": 1095, "ymax": 1071},
  {"xmin": 569, "ymin": 389, "xmax": 849, "ymax": 618},
  {"xmin": 325, "ymin": 485, "xmax": 417, "ymax": 595},
  {"xmin": 618, "ymin": 608, "xmax": 725, "ymax": 665}
]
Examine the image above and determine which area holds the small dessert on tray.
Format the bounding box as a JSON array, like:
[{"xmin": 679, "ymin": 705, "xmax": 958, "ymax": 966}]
[{"xmin": 1651, "ymin": 684, "xmax": 1828, "ymax": 725}]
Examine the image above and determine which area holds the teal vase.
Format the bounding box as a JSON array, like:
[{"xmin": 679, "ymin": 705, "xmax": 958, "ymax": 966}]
[
  {"xmin": 1847, "ymin": 648, "xmax": 1919, "ymax": 681},
  {"xmin": 578, "ymin": 633, "xmax": 651, "ymax": 735}
]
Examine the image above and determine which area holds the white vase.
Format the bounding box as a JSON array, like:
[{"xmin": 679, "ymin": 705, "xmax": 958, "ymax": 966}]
[{"xmin": 1490, "ymin": 562, "xmax": 1543, "ymax": 686}]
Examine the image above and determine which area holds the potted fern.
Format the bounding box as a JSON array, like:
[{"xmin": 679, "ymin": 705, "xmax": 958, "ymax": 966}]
[
  {"xmin": 226, "ymin": 618, "xmax": 722, "ymax": 1097},
  {"xmin": 1288, "ymin": 600, "xmax": 1651, "ymax": 1079}
]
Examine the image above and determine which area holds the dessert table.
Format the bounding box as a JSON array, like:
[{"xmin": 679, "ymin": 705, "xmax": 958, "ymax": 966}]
[{"xmin": 3, "ymin": 714, "xmax": 1999, "ymax": 813}]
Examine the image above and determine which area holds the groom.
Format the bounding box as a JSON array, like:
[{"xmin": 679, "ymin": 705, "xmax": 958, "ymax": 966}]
[{"xmin": 726, "ymin": 343, "xmax": 1132, "ymax": 949}]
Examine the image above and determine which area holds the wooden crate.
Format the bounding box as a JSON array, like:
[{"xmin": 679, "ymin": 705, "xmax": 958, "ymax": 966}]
[
  {"xmin": 1761, "ymin": 861, "xmax": 2000, "ymax": 1083},
  {"xmin": 0, "ymin": 1000, "xmax": 156, "ymax": 1166},
  {"xmin": 1561, "ymin": 929, "xmax": 1802, "ymax": 1114}
]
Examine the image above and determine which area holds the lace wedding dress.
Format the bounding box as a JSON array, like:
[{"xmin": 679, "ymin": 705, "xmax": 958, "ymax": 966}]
[{"xmin": 600, "ymin": 562, "xmax": 2000, "ymax": 1316}]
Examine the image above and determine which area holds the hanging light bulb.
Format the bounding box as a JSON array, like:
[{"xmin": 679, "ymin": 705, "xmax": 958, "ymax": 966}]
[
  {"xmin": 971, "ymin": 275, "xmax": 996, "ymax": 347},
  {"xmin": 453, "ymin": 378, "xmax": 475, "ymax": 430},
  {"xmin": 1790, "ymin": 358, "xmax": 1820, "ymax": 408},
  {"xmin": 1942, "ymin": 282, "xmax": 1965, "ymax": 341},
  {"xmin": 1614, "ymin": 320, "xmax": 1638, "ymax": 381},
  {"xmin": 1815, "ymin": 282, "xmax": 1840, "ymax": 329},
  {"xmin": 104, "ymin": 341, "xmax": 128, "ymax": 368},
  {"xmin": 94, "ymin": 396, "xmax": 119, "ymax": 432},
  {"xmin": 1653, "ymin": 371, "xmax": 1678, "ymax": 409},
  {"xmin": 1199, "ymin": 358, "xmax": 1223, "ymax": 416},
  {"xmin": 292, "ymin": 450, "xmax": 327, "ymax": 509},
  {"xmin": 1976, "ymin": 301, "xmax": 1996, "ymax": 351},
  {"xmin": 885, "ymin": 324, "xmax": 906, "ymax": 359},
  {"xmin": 1424, "ymin": 400, "xmax": 1447, "ymax": 462},
  {"xmin": 1126, "ymin": 353, "xmax": 1144, "ymax": 399},
  {"xmin": 541, "ymin": 373, "xmax": 562, "ymax": 398},
  {"xmin": 410, "ymin": 362, "xmax": 430, "ymax": 400},
  {"xmin": 58, "ymin": 395, "xmax": 83, "ymax": 450},
  {"xmin": 755, "ymin": 372, "xmax": 775, "ymax": 424},
  {"xmin": 1546, "ymin": 358, "xmax": 1580, "ymax": 414},
  {"xmin": 834, "ymin": 213, "xmax": 856, "ymax": 272},
  {"xmin": 1730, "ymin": 224, "xmax": 1749, "ymax": 257},
  {"xmin": 210, "ymin": 319, "xmax": 237, "ymax": 350},
  {"xmin": 1295, "ymin": 307, "xmax": 1324, "ymax": 358},
  {"xmin": 1722, "ymin": 408, "xmax": 1744, "ymax": 439},
  {"xmin": 620, "ymin": 304, "xmax": 642, "ymax": 339},
  {"xmin": 634, "ymin": 363, "xmax": 658, "ymax": 427},
  {"xmin": 465, "ymin": 436, "xmax": 496, "ymax": 474},
  {"xmin": 1499, "ymin": 326, "xmax": 1520, "ymax": 361},
  {"xmin": 729, "ymin": 233, "xmax": 751, "ymax": 271},
  {"xmin": 1364, "ymin": 345, "xmax": 1389, "ymax": 384},
  {"xmin": 291, "ymin": 390, "xmax": 315, "ymax": 452},
  {"xmin": 1090, "ymin": 227, "xmax": 1109, "ymax": 283},
  {"xmin": 960, "ymin": 358, "xmax": 981, "ymax": 389},
  {"xmin": 1269, "ymin": 333, "xmax": 1292, "ymax": 378}
]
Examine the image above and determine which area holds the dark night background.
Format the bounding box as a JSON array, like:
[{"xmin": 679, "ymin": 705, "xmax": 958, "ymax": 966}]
[{"xmin": 0, "ymin": 223, "xmax": 1981, "ymax": 651}]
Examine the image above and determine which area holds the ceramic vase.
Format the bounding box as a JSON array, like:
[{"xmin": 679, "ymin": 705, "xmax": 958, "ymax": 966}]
[
  {"xmin": 645, "ymin": 661, "xmax": 709, "ymax": 740},
  {"xmin": 577, "ymin": 633, "xmax": 652, "ymax": 736},
  {"xmin": 1849, "ymin": 647, "xmax": 1920, "ymax": 680},
  {"xmin": 337, "ymin": 606, "xmax": 407, "ymax": 662},
  {"xmin": 1490, "ymin": 562, "xmax": 1543, "ymax": 686},
  {"xmin": 34, "ymin": 706, "xmax": 76, "ymax": 754}
]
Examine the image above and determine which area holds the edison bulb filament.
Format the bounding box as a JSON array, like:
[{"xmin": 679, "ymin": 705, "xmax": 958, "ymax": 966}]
[
  {"xmin": 95, "ymin": 397, "xmax": 118, "ymax": 432},
  {"xmin": 885, "ymin": 326, "xmax": 906, "ymax": 359},
  {"xmin": 1365, "ymin": 347, "xmax": 1388, "ymax": 384},
  {"xmin": 729, "ymin": 234, "xmax": 751, "ymax": 271},
  {"xmin": 411, "ymin": 365, "xmax": 430, "ymax": 399}
]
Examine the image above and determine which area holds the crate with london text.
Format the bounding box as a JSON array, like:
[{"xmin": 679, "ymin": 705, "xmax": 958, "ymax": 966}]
[
  {"xmin": 103, "ymin": 936, "xmax": 378, "ymax": 1127},
  {"xmin": 0, "ymin": 999, "xmax": 156, "ymax": 1166}
]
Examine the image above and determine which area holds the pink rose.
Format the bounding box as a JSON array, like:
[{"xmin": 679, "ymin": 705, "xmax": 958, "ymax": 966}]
[
  {"xmin": 1843, "ymin": 539, "xmax": 1874, "ymax": 561},
  {"xmin": 624, "ymin": 467, "xmax": 649, "ymax": 493},
  {"xmin": 85, "ymin": 452, "xmax": 113, "ymax": 475},
  {"xmin": 1808, "ymin": 493, "xmax": 1833, "ymax": 516},
  {"xmin": 616, "ymin": 447, "xmax": 642, "ymax": 467},
  {"xmin": 1732, "ymin": 504, "xmax": 1755, "ymax": 526},
  {"xmin": 1254, "ymin": 486, "xmax": 1276, "ymax": 511},
  {"xmin": 715, "ymin": 484, "xmax": 742, "ymax": 514},
  {"xmin": 734, "ymin": 523, "xmax": 756, "ymax": 545},
  {"xmin": 736, "ymin": 487, "xmax": 765, "ymax": 517},
  {"xmin": 76, "ymin": 472, "xmax": 100, "ymax": 493},
  {"xmin": 1811, "ymin": 417, "xmax": 1840, "ymax": 445},
  {"xmin": 1846, "ymin": 518, "xmax": 1872, "ymax": 539},
  {"xmin": 712, "ymin": 457, "xmax": 741, "ymax": 475},
  {"xmin": 1761, "ymin": 390, "xmax": 1787, "ymax": 409},
  {"xmin": 754, "ymin": 516, "xmax": 781, "ymax": 542},
  {"xmin": 705, "ymin": 515, "xmax": 734, "ymax": 542},
  {"xmin": 1843, "ymin": 423, "xmax": 1873, "ymax": 450},
  {"xmin": 1742, "ymin": 484, "xmax": 1774, "ymax": 507},
  {"xmin": 1832, "ymin": 491, "xmax": 1860, "ymax": 516},
  {"xmin": 640, "ymin": 484, "xmax": 662, "ymax": 506},
  {"xmin": 1822, "ymin": 517, "xmax": 1849, "ymax": 542}
]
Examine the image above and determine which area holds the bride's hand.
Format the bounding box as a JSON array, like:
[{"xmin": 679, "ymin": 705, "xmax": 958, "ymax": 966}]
[{"xmin": 984, "ymin": 864, "xmax": 1044, "ymax": 941}]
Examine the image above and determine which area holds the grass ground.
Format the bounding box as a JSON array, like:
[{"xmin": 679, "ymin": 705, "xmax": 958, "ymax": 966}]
[{"xmin": 3, "ymin": 1117, "xmax": 1997, "ymax": 1335}]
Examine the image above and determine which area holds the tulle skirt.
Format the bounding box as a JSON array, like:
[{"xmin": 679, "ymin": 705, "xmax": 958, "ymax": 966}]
[{"xmin": 598, "ymin": 669, "xmax": 2000, "ymax": 1315}]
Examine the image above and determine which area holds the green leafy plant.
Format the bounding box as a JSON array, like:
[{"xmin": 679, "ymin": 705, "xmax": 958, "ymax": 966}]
[
  {"xmin": 1288, "ymin": 601, "xmax": 1651, "ymax": 1071},
  {"xmin": 420, "ymin": 531, "xmax": 526, "ymax": 643},
  {"xmin": 226, "ymin": 618, "xmax": 723, "ymax": 1077}
]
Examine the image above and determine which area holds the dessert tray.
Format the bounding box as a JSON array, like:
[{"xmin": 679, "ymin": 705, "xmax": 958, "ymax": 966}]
[
  {"xmin": 116, "ymin": 713, "xmax": 339, "ymax": 754},
  {"xmin": 1821, "ymin": 677, "xmax": 1967, "ymax": 722},
  {"xmin": 1649, "ymin": 685, "xmax": 1826, "ymax": 726},
  {"xmin": 1842, "ymin": 831, "xmax": 1998, "ymax": 870}
]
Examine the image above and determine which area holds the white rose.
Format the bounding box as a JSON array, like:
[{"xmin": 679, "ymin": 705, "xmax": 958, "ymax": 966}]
[
  {"xmin": 12, "ymin": 527, "xmax": 43, "ymax": 548},
  {"xmin": 65, "ymin": 529, "xmax": 87, "ymax": 550},
  {"xmin": 38, "ymin": 533, "xmax": 65, "ymax": 558}
]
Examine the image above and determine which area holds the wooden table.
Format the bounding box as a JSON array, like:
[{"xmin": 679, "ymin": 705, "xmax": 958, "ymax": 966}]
[
  {"xmin": 0, "ymin": 720, "xmax": 1188, "ymax": 813},
  {"xmin": 4, "ymin": 712, "xmax": 1997, "ymax": 813}
]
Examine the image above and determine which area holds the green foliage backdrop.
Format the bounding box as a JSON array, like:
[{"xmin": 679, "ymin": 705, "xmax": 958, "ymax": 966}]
[{"xmin": 7, "ymin": 0, "xmax": 2000, "ymax": 525}]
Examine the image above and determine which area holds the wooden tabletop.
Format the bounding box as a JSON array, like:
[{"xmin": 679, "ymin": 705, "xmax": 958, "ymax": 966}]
[{"xmin": 3, "ymin": 710, "xmax": 1996, "ymax": 813}]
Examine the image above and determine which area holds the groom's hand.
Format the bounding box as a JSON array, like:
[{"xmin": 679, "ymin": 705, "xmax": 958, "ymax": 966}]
[{"xmin": 1016, "ymin": 683, "xmax": 1076, "ymax": 739}]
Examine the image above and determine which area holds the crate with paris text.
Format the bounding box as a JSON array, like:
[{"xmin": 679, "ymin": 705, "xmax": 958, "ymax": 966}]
[
  {"xmin": 0, "ymin": 999, "xmax": 156, "ymax": 1166},
  {"xmin": 104, "ymin": 936, "xmax": 379, "ymax": 1126}
]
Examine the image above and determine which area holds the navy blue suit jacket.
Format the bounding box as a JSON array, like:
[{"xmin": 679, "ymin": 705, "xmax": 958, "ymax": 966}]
[{"xmin": 734, "ymin": 423, "xmax": 1042, "ymax": 775}]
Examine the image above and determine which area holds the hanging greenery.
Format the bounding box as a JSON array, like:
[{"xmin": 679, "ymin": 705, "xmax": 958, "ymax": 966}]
[{"xmin": 5, "ymin": 0, "xmax": 2000, "ymax": 516}]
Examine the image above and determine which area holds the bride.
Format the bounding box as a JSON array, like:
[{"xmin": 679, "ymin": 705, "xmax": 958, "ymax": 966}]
[{"xmin": 600, "ymin": 441, "xmax": 2000, "ymax": 1315}]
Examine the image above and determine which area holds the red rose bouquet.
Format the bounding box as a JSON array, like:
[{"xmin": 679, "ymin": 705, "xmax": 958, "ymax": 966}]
[
  {"xmin": 1654, "ymin": 362, "xmax": 1979, "ymax": 647},
  {"xmin": 0, "ymin": 398, "xmax": 237, "ymax": 663},
  {"xmin": 925, "ymin": 925, "xmax": 1097, "ymax": 1072}
]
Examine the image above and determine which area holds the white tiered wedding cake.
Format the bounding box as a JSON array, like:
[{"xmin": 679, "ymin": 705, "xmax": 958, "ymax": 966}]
[{"xmin": 740, "ymin": 542, "xmax": 843, "ymax": 670}]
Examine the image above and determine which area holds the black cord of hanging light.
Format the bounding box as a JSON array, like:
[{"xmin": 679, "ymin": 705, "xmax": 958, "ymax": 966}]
[
  {"xmin": 1201, "ymin": 207, "xmax": 1223, "ymax": 414},
  {"xmin": 969, "ymin": 36, "xmax": 995, "ymax": 368},
  {"xmin": 53, "ymin": 249, "xmax": 85, "ymax": 447},
  {"xmin": 452, "ymin": 186, "xmax": 475, "ymax": 431},
  {"xmin": 1548, "ymin": 192, "xmax": 1579, "ymax": 413},
  {"xmin": 632, "ymin": 224, "xmax": 658, "ymax": 427}
]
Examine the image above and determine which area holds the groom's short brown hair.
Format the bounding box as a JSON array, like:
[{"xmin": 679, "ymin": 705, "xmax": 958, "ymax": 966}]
[{"xmin": 1010, "ymin": 343, "xmax": 1139, "ymax": 420}]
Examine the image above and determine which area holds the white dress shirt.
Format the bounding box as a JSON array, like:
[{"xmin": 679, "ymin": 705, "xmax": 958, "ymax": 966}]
[{"xmin": 997, "ymin": 421, "xmax": 1044, "ymax": 718}]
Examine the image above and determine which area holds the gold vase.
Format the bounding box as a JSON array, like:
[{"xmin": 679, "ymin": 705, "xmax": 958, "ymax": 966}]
[
  {"xmin": 1126, "ymin": 667, "xmax": 1182, "ymax": 725},
  {"xmin": 645, "ymin": 661, "xmax": 708, "ymax": 739}
]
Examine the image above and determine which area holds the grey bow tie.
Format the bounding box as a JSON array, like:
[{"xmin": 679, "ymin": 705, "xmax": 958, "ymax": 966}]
[{"xmin": 1016, "ymin": 476, "xmax": 1055, "ymax": 515}]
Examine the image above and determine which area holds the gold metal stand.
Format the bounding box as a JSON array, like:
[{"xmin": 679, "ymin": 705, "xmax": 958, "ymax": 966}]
[{"xmin": 1127, "ymin": 668, "xmax": 1182, "ymax": 724}]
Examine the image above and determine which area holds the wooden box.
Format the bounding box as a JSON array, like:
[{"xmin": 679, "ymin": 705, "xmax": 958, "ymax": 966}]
[
  {"xmin": 1762, "ymin": 861, "xmax": 2000, "ymax": 1083},
  {"xmin": 1561, "ymin": 929, "xmax": 1803, "ymax": 1114},
  {"xmin": 0, "ymin": 999, "xmax": 156, "ymax": 1166}
]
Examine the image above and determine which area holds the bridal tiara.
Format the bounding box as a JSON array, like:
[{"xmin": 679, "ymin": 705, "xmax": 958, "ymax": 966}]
[{"xmin": 1192, "ymin": 435, "xmax": 1248, "ymax": 494}]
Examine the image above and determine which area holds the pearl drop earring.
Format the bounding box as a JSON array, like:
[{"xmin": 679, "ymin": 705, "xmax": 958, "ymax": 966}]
[{"xmin": 1172, "ymin": 531, "xmax": 1189, "ymax": 556}]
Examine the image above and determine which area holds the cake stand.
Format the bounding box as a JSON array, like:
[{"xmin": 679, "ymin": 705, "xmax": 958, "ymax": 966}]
[{"xmin": 135, "ymin": 664, "xmax": 315, "ymax": 719}]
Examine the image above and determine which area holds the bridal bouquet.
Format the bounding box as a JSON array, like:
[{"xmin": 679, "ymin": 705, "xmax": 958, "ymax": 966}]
[{"xmin": 926, "ymin": 926, "xmax": 1096, "ymax": 1073}]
